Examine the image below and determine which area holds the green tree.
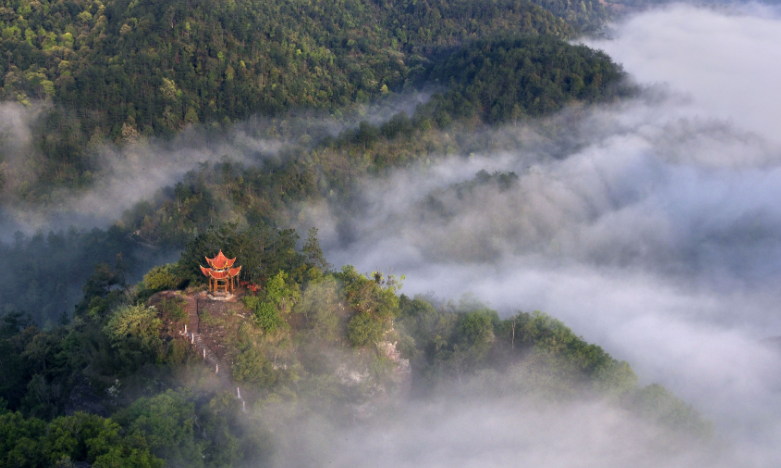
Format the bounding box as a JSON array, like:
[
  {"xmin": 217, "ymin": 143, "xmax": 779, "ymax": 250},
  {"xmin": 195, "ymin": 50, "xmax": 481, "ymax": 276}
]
[
  {"xmin": 295, "ymin": 276, "xmax": 343, "ymax": 342},
  {"xmin": 264, "ymin": 270, "xmax": 301, "ymax": 314},
  {"xmin": 0, "ymin": 411, "xmax": 162, "ymax": 467},
  {"xmin": 244, "ymin": 298, "xmax": 286, "ymax": 333},
  {"xmin": 142, "ymin": 264, "xmax": 182, "ymax": 293},
  {"xmin": 302, "ymin": 227, "xmax": 331, "ymax": 273},
  {"xmin": 347, "ymin": 312, "xmax": 385, "ymax": 347},
  {"xmin": 454, "ymin": 310, "xmax": 495, "ymax": 358},
  {"xmin": 103, "ymin": 305, "xmax": 162, "ymax": 372},
  {"xmin": 0, "ymin": 411, "xmax": 47, "ymax": 467},
  {"xmin": 114, "ymin": 390, "xmax": 201, "ymax": 466},
  {"xmin": 243, "ymin": 270, "xmax": 300, "ymax": 332},
  {"xmin": 627, "ymin": 384, "xmax": 714, "ymax": 437},
  {"xmin": 338, "ymin": 266, "xmax": 401, "ymax": 347},
  {"xmin": 232, "ymin": 347, "xmax": 277, "ymax": 386}
]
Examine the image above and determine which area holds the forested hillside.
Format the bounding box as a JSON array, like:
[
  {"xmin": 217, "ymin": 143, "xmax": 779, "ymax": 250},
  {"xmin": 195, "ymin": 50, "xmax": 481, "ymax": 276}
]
[
  {"xmin": 0, "ymin": 0, "xmax": 598, "ymax": 132},
  {"xmin": 0, "ymin": 0, "xmax": 724, "ymax": 464},
  {"xmin": 0, "ymin": 0, "xmax": 620, "ymax": 200},
  {"xmin": 0, "ymin": 224, "xmax": 712, "ymax": 467},
  {"xmin": 0, "ymin": 15, "xmax": 632, "ymax": 322}
]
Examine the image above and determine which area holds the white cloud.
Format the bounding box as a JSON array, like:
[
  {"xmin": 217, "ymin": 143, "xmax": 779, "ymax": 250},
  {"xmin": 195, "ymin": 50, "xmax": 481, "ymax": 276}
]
[
  {"xmin": 272, "ymin": 394, "xmax": 737, "ymax": 468},
  {"xmin": 585, "ymin": 3, "xmax": 781, "ymax": 144},
  {"xmin": 305, "ymin": 6, "xmax": 781, "ymax": 464}
]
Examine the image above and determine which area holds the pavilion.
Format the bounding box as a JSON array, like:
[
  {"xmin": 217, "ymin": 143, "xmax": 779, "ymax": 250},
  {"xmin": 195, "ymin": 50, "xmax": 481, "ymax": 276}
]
[{"xmin": 200, "ymin": 250, "xmax": 242, "ymax": 294}]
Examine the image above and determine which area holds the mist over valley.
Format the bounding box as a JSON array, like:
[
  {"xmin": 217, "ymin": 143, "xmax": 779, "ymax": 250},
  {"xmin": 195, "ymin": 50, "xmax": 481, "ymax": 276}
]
[{"xmin": 0, "ymin": 1, "xmax": 779, "ymax": 467}]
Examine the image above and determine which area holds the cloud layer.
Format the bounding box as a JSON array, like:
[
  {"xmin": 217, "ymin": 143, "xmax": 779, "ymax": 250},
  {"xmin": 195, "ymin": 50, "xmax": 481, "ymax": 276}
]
[
  {"xmin": 0, "ymin": 92, "xmax": 431, "ymax": 237},
  {"xmin": 303, "ymin": 5, "xmax": 781, "ymax": 465},
  {"xmin": 587, "ymin": 3, "xmax": 781, "ymax": 145},
  {"xmin": 2, "ymin": 4, "xmax": 780, "ymax": 466},
  {"xmin": 272, "ymin": 396, "xmax": 734, "ymax": 468}
]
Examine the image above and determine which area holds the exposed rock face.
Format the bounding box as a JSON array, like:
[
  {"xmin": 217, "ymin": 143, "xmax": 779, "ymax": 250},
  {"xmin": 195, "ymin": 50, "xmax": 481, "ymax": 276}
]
[
  {"xmin": 150, "ymin": 290, "xmax": 251, "ymax": 408},
  {"xmin": 335, "ymin": 365, "xmax": 370, "ymax": 386},
  {"xmin": 340, "ymin": 336, "xmax": 413, "ymax": 419},
  {"xmin": 377, "ymin": 339, "xmax": 412, "ymax": 399},
  {"xmin": 150, "ymin": 289, "xmax": 412, "ymax": 418},
  {"xmin": 151, "ymin": 290, "xmax": 250, "ymax": 363}
]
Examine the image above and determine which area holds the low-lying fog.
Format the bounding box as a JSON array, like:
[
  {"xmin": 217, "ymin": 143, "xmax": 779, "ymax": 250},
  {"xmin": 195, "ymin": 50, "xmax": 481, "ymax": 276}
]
[
  {"xmin": 0, "ymin": 94, "xmax": 430, "ymax": 236},
  {"xmin": 3, "ymin": 3, "xmax": 780, "ymax": 467},
  {"xmin": 304, "ymin": 4, "xmax": 781, "ymax": 466},
  {"xmin": 273, "ymin": 396, "xmax": 737, "ymax": 468}
]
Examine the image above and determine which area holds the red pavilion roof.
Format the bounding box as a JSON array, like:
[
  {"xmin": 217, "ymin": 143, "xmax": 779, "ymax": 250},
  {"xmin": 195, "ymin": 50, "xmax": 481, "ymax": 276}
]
[
  {"xmin": 200, "ymin": 265, "xmax": 242, "ymax": 280},
  {"xmin": 205, "ymin": 250, "xmax": 236, "ymax": 270},
  {"xmin": 209, "ymin": 269, "xmax": 230, "ymax": 280}
]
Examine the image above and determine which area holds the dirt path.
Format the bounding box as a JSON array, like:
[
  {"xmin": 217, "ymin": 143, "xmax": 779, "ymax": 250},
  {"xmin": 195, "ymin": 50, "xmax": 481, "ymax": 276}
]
[{"xmin": 182, "ymin": 295, "xmax": 235, "ymax": 390}]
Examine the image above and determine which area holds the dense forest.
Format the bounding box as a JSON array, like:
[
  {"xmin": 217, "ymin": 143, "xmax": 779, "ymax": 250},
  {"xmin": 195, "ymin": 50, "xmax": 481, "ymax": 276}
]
[
  {"xmin": 1, "ymin": 25, "xmax": 632, "ymax": 322},
  {"xmin": 0, "ymin": 224, "xmax": 711, "ymax": 467},
  {"xmin": 0, "ymin": 0, "xmax": 625, "ymax": 201},
  {"xmin": 0, "ymin": 0, "xmax": 718, "ymax": 465}
]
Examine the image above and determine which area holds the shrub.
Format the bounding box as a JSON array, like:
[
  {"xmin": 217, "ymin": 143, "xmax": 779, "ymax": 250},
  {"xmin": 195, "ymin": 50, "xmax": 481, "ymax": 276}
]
[
  {"xmin": 232, "ymin": 348, "xmax": 277, "ymax": 386},
  {"xmin": 244, "ymin": 296, "xmax": 286, "ymax": 333},
  {"xmin": 142, "ymin": 264, "xmax": 182, "ymax": 292},
  {"xmin": 347, "ymin": 312, "xmax": 385, "ymax": 347}
]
